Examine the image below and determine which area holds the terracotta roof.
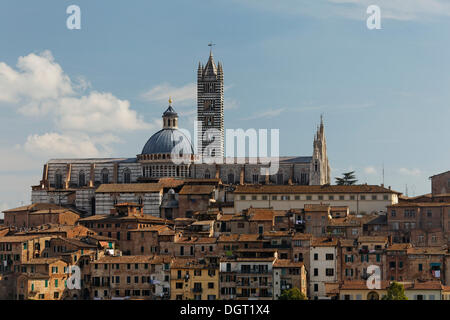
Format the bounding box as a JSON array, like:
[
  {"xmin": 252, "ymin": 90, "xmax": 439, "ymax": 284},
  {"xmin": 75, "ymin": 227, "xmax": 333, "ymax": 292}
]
[
  {"xmin": 218, "ymin": 234, "xmax": 240, "ymax": 242},
  {"xmin": 404, "ymin": 281, "xmax": 443, "ymax": 290},
  {"xmin": 236, "ymin": 257, "xmax": 276, "ymax": 262},
  {"xmin": 247, "ymin": 208, "xmax": 274, "ymax": 221},
  {"xmin": 217, "ymin": 214, "xmax": 234, "ymax": 221},
  {"xmin": 157, "ymin": 178, "xmax": 185, "ymax": 188},
  {"xmin": 0, "ymin": 235, "xmax": 44, "ymax": 242},
  {"xmin": 273, "ymin": 259, "xmax": 303, "ymax": 268},
  {"xmin": 179, "ymin": 185, "xmax": 215, "ymax": 195},
  {"xmin": 406, "ymin": 247, "xmax": 447, "ymax": 255},
  {"xmin": 292, "ymin": 233, "xmax": 313, "ymax": 240},
  {"xmin": 386, "ymin": 243, "xmax": 412, "ymax": 251},
  {"xmin": 340, "ymin": 280, "xmax": 390, "ymax": 290},
  {"xmin": 175, "ymin": 236, "xmax": 217, "ymax": 244},
  {"xmin": 238, "ymin": 234, "xmax": 264, "ymax": 242},
  {"xmin": 234, "ymin": 184, "xmax": 401, "ymax": 195},
  {"xmin": 170, "ymin": 258, "xmax": 217, "ymax": 269},
  {"xmin": 191, "ymin": 220, "xmax": 214, "ymax": 226},
  {"xmin": 22, "ymin": 258, "xmax": 66, "ymax": 265},
  {"xmin": 129, "ymin": 225, "xmax": 172, "ymax": 233},
  {"xmin": 429, "ymin": 171, "xmax": 450, "ymax": 178},
  {"xmin": 389, "ymin": 202, "xmax": 450, "ymax": 208},
  {"xmin": 340, "ymin": 239, "xmax": 356, "ymax": 247},
  {"xmin": 52, "ymin": 237, "xmax": 98, "ymax": 249},
  {"xmin": 79, "ymin": 214, "xmax": 166, "ymax": 223},
  {"xmin": 2, "ymin": 203, "xmax": 64, "ymax": 213},
  {"xmin": 358, "ymin": 236, "xmax": 388, "ymax": 243},
  {"xmin": 311, "ymin": 237, "xmax": 338, "ymax": 247},
  {"xmin": 95, "ymin": 183, "xmax": 162, "ymax": 193},
  {"xmin": 304, "ymin": 204, "xmax": 330, "ymax": 212},
  {"xmin": 263, "ymin": 230, "xmax": 292, "ymax": 237},
  {"xmin": 95, "ymin": 255, "xmax": 158, "ymax": 264}
]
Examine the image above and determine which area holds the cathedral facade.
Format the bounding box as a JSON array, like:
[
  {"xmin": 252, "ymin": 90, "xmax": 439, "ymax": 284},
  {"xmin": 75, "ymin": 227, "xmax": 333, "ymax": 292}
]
[{"xmin": 31, "ymin": 50, "xmax": 330, "ymax": 215}]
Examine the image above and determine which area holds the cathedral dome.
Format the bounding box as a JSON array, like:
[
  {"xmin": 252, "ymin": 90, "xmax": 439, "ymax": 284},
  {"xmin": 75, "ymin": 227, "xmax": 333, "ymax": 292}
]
[
  {"xmin": 141, "ymin": 128, "xmax": 194, "ymax": 155},
  {"xmin": 141, "ymin": 100, "xmax": 194, "ymax": 156}
]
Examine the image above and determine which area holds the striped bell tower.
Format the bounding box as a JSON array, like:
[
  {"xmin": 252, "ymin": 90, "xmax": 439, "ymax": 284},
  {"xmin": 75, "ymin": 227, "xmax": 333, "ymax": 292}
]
[{"xmin": 197, "ymin": 45, "xmax": 224, "ymax": 159}]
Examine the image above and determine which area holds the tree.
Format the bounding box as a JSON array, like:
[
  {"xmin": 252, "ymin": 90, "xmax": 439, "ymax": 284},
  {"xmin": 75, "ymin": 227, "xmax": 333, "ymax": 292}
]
[
  {"xmin": 382, "ymin": 282, "xmax": 408, "ymax": 300},
  {"xmin": 335, "ymin": 171, "xmax": 358, "ymax": 185},
  {"xmin": 279, "ymin": 287, "xmax": 307, "ymax": 300}
]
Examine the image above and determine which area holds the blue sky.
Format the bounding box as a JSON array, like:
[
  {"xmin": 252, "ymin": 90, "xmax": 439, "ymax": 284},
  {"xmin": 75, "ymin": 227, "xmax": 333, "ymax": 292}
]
[{"xmin": 0, "ymin": 0, "xmax": 449, "ymax": 214}]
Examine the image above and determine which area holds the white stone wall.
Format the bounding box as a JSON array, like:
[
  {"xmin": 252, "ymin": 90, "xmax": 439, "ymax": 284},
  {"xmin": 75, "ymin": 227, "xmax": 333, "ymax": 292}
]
[
  {"xmin": 95, "ymin": 192, "xmax": 162, "ymax": 216},
  {"xmin": 234, "ymin": 193, "xmax": 397, "ymax": 214},
  {"xmin": 309, "ymin": 246, "xmax": 338, "ymax": 299}
]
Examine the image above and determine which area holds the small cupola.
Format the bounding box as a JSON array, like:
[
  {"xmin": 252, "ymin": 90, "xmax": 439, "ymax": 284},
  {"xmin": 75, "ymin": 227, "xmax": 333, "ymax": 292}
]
[{"xmin": 163, "ymin": 98, "xmax": 178, "ymax": 129}]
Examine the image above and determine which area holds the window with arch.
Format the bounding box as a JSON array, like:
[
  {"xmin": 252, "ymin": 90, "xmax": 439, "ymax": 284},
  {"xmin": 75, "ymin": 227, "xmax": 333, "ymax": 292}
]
[
  {"xmin": 227, "ymin": 173, "xmax": 234, "ymax": 184},
  {"xmin": 123, "ymin": 168, "xmax": 131, "ymax": 183},
  {"xmin": 78, "ymin": 171, "xmax": 86, "ymax": 187},
  {"xmin": 55, "ymin": 170, "xmax": 63, "ymax": 189},
  {"xmin": 204, "ymin": 170, "xmax": 211, "ymax": 179},
  {"xmin": 277, "ymin": 173, "xmax": 283, "ymax": 185},
  {"xmin": 101, "ymin": 168, "xmax": 109, "ymax": 184},
  {"xmin": 138, "ymin": 197, "xmax": 143, "ymax": 205}
]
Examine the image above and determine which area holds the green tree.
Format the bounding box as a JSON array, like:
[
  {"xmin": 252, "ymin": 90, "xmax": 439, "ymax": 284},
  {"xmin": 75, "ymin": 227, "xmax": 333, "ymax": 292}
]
[
  {"xmin": 382, "ymin": 282, "xmax": 408, "ymax": 300},
  {"xmin": 335, "ymin": 171, "xmax": 358, "ymax": 185},
  {"xmin": 279, "ymin": 287, "xmax": 307, "ymax": 300}
]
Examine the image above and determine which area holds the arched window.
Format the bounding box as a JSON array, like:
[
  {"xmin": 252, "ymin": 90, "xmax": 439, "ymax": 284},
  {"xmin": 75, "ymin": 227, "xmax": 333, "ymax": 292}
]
[
  {"xmin": 55, "ymin": 170, "xmax": 63, "ymax": 189},
  {"xmin": 101, "ymin": 168, "xmax": 109, "ymax": 184},
  {"xmin": 204, "ymin": 170, "xmax": 211, "ymax": 179},
  {"xmin": 138, "ymin": 197, "xmax": 143, "ymax": 205},
  {"xmin": 228, "ymin": 173, "xmax": 234, "ymax": 184},
  {"xmin": 277, "ymin": 173, "xmax": 283, "ymax": 185},
  {"xmin": 123, "ymin": 168, "xmax": 131, "ymax": 183},
  {"xmin": 79, "ymin": 171, "xmax": 86, "ymax": 187},
  {"xmin": 176, "ymin": 167, "xmax": 180, "ymax": 177}
]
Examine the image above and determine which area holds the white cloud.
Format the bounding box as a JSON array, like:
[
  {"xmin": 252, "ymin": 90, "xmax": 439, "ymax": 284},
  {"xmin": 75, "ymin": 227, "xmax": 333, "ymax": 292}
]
[
  {"xmin": 399, "ymin": 167, "xmax": 422, "ymax": 176},
  {"xmin": 141, "ymin": 82, "xmax": 196, "ymax": 107},
  {"xmin": 24, "ymin": 132, "xmax": 104, "ymax": 158},
  {"xmin": 364, "ymin": 166, "xmax": 377, "ymax": 175},
  {"xmin": 0, "ymin": 50, "xmax": 73, "ymax": 103},
  {"xmin": 55, "ymin": 92, "xmax": 150, "ymax": 132},
  {"xmin": 0, "ymin": 50, "xmax": 155, "ymax": 158},
  {"xmin": 242, "ymin": 107, "xmax": 286, "ymax": 120}
]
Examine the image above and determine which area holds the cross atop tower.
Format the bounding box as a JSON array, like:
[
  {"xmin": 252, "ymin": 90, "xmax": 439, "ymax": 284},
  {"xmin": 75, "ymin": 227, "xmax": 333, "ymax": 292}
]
[{"xmin": 208, "ymin": 42, "xmax": 216, "ymax": 55}]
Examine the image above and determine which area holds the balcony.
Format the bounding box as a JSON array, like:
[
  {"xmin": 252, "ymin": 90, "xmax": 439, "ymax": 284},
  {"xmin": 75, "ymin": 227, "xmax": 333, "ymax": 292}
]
[{"xmin": 238, "ymin": 270, "xmax": 270, "ymax": 275}]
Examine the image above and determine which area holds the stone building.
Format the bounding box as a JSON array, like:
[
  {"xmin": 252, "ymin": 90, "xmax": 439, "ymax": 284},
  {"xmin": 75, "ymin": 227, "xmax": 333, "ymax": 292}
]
[
  {"xmin": 30, "ymin": 50, "xmax": 331, "ymax": 216},
  {"xmin": 272, "ymin": 259, "xmax": 307, "ymax": 299},
  {"xmin": 88, "ymin": 255, "xmax": 171, "ymax": 300},
  {"xmin": 2, "ymin": 203, "xmax": 79, "ymax": 229},
  {"xmin": 309, "ymin": 237, "xmax": 339, "ymax": 299},
  {"xmin": 170, "ymin": 257, "xmax": 220, "ymax": 300},
  {"xmin": 430, "ymin": 170, "xmax": 450, "ymax": 196},
  {"xmin": 233, "ymin": 184, "xmax": 400, "ymax": 214},
  {"xmin": 16, "ymin": 258, "xmax": 69, "ymax": 300}
]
